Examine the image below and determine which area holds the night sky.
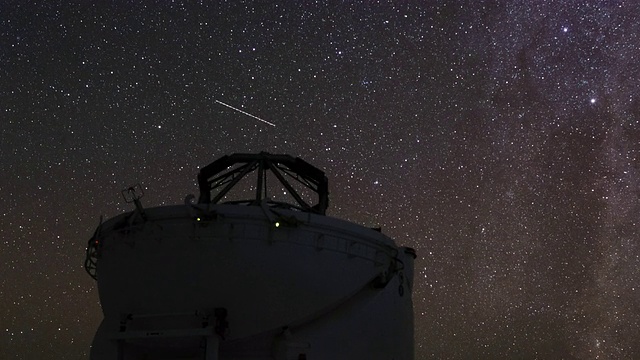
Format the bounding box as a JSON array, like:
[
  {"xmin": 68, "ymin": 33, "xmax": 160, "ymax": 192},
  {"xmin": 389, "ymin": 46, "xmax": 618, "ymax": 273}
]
[{"xmin": 2, "ymin": 1, "xmax": 640, "ymax": 359}]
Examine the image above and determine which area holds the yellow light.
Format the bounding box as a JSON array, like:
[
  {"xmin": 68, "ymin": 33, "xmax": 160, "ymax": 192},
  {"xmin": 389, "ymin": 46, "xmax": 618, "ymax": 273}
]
[
  {"xmin": 274, "ymin": 222, "xmax": 280, "ymax": 228},
  {"xmin": 196, "ymin": 217, "xmax": 201, "ymax": 222}
]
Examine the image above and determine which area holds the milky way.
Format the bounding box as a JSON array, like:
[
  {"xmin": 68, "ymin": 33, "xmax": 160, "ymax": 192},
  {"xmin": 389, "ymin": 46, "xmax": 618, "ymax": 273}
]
[{"xmin": 1, "ymin": 2, "xmax": 639, "ymax": 359}]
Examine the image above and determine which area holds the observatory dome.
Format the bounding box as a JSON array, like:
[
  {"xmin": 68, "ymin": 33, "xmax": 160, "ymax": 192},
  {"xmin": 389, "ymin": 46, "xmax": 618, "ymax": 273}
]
[{"xmin": 85, "ymin": 152, "xmax": 416, "ymax": 360}]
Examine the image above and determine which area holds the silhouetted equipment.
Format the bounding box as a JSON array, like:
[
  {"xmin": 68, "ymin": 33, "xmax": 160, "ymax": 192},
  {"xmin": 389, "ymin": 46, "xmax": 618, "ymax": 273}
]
[
  {"xmin": 197, "ymin": 153, "xmax": 328, "ymax": 214},
  {"xmin": 85, "ymin": 152, "xmax": 416, "ymax": 360}
]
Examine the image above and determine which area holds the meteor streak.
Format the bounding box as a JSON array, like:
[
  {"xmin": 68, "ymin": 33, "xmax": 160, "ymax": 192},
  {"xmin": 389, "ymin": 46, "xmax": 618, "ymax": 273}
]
[{"xmin": 215, "ymin": 100, "xmax": 276, "ymax": 127}]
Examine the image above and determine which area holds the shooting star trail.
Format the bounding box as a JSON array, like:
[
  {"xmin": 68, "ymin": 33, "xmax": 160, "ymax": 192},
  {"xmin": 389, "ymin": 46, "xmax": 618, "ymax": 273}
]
[{"xmin": 215, "ymin": 100, "xmax": 276, "ymax": 127}]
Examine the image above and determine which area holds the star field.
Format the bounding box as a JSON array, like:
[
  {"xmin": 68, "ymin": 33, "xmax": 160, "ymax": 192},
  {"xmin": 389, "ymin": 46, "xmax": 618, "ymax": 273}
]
[{"xmin": 1, "ymin": 1, "xmax": 640, "ymax": 359}]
